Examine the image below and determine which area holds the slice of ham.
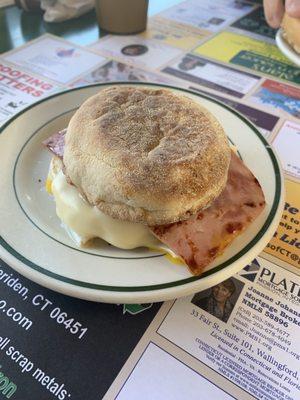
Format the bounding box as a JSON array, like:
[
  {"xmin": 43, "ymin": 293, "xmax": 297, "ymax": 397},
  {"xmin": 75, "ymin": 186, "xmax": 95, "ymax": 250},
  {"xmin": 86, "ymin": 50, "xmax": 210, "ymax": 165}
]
[
  {"xmin": 43, "ymin": 129, "xmax": 66, "ymax": 159},
  {"xmin": 150, "ymin": 151, "xmax": 265, "ymax": 275},
  {"xmin": 43, "ymin": 131, "xmax": 265, "ymax": 276}
]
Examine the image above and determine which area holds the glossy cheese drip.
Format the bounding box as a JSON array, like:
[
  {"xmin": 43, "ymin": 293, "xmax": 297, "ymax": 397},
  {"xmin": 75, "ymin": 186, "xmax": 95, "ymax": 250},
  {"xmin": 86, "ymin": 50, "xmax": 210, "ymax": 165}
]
[{"xmin": 51, "ymin": 170, "xmax": 160, "ymax": 249}]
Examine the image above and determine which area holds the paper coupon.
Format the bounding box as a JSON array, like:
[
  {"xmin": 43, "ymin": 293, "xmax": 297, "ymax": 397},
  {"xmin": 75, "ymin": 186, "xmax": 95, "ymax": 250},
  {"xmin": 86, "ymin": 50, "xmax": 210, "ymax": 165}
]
[
  {"xmin": 140, "ymin": 16, "xmax": 209, "ymax": 50},
  {"xmin": 249, "ymin": 79, "xmax": 300, "ymax": 119},
  {"xmin": 160, "ymin": 0, "xmax": 254, "ymax": 32},
  {"xmin": 90, "ymin": 36, "xmax": 183, "ymax": 70},
  {"xmin": 273, "ymin": 121, "xmax": 300, "ymax": 179},
  {"xmin": 0, "ymin": 61, "xmax": 60, "ymax": 126},
  {"xmin": 3, "ymin": 35, "xmax": 106, "ymax": 84},
  {"xmin": 162, "ymin": 53, "xmax": 260, "ymax": 98},
  {"xmin": 265, "ymin": 179, "xmax": 300, "ymax": 269},
  {"xmin": 194, "ymin": 32, "xmax": 300, "ymax": 84},
  {"xmin": 157, "ymin": 257, "xmax": 300, "ymax": 400}
]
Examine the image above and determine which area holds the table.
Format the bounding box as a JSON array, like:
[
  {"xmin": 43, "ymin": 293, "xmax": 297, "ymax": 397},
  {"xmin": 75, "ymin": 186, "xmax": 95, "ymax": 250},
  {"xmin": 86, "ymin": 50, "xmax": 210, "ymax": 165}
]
[{"xmin": 0, "ymin": 0, "xmax": 181, "ymax": 53}]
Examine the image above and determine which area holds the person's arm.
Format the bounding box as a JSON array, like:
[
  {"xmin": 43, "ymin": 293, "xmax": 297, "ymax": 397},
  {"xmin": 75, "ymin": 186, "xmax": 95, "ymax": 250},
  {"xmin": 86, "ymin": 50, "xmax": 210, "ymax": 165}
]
[{"xmin": 263, "ymin": 0, "xmax": 300, "ymax": 28}]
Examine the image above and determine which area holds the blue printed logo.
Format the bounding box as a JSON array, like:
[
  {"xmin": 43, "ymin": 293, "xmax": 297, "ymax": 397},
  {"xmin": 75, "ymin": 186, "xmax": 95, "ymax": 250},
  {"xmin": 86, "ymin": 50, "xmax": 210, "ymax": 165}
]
[{"xmin": 239, "ymin": 258, "xmax": 260, "ymax": 282}]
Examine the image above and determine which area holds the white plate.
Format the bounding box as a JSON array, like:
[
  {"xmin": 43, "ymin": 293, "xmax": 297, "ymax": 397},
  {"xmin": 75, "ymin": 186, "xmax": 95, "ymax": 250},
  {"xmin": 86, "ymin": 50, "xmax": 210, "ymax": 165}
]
[
  {"xmin": 276, "ymin": 29, "xmax": 300, "ymax": 67},
  {"xmin": 0, "ymin": 83, "xmax": 284, "ymax": 303}
]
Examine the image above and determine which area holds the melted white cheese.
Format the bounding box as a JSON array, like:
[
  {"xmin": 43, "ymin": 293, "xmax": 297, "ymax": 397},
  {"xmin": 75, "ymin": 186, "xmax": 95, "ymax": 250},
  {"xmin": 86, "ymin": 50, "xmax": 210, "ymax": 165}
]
[{"xmin": 51, "ymin": 170, "xmax": 160, "ymax": 249}]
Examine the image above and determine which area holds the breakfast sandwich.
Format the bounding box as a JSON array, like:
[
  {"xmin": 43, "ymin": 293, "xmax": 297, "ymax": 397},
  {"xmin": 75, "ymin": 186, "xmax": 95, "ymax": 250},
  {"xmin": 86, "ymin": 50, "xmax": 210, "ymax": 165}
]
[{"xmin": 43, "ymin": 86, "xmax": 265, "ymax": 275}]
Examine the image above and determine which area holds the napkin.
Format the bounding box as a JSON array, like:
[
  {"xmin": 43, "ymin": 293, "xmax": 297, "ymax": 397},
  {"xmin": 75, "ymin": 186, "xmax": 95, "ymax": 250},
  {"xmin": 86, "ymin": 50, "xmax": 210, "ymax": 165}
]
[{"xmin": 41, "ymin": 0, "xmax": 95, "ymax": 22}]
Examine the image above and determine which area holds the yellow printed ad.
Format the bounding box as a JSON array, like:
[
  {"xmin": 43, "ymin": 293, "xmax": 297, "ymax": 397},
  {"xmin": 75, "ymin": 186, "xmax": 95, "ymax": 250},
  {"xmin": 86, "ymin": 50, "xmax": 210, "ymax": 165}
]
[
  {"xmin": 194, "ymin": 31, "xmax": 290, "ymax": 63},
  {"xmin": 265, "ymin": 179, "xmax": 300, "ymax": 269},
  {"xmin": 141, "ymin": 17, "xmax": 209, "ymax": 51}
]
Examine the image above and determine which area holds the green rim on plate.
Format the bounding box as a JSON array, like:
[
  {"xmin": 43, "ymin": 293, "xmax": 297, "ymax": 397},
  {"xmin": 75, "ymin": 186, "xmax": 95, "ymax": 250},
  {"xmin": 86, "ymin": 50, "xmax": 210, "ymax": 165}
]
[
  {"xmin": 0, "ymin": 82, "xmax": 282, "ymax": 292},
  {"xmin": 12, "ymin": 108, "xmax": 165, "ymax": 260}
]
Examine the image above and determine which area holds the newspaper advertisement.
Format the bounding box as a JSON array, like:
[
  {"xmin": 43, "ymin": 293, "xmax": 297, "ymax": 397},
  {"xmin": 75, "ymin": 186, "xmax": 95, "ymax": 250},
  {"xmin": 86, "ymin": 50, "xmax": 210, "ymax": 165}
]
[
  {"xmin": 155, "ymin": 258, "xmax": 300, "ymax": 400},
  {"xmin": 162, "ymin": 53, "xmax": 261, "ymax": 98},
  {"xmin": 3, "ymin": 35, "xmax": 107, "ymax": 84},
  {"xmin": 265, "ymin": 179, "xmax": 300, "ymax": 268},
  {"xmin": 89, "ymin": 35, "xmax": 183, "ymax": 70},
  {"xmin": 159, "ymin": 0, "xmax": 255, "ymax": 33},
  {"xmin": 140, "ymin": 16, "xmax": 209, "ymax": 50},
  {"xmin": 272, "ymin": 121, "xmax": 300, "ymax": 180},
  {"xmin": 69, "ymin": 60, "xmax": 179, "ymax": 88},
  {"xmin": 249, "ymin": 80, "xmax": 300, "ymax": 119},
  {"xmin": 0, "ymin": 60, "xmax": 60, "ymax": 126},
  {"xmin": 231, "ymin": 7, "xmax": 277, "ymax": 40},
  {"xmin": 104, "ymin": 258, "xmax": 300, "ymax": 400},
  {"xmin": 194, "ymin": 31, "xmax": 300, "ymax": 84},
  {"xmin": 188, "ymin": 87, "xmax": 280, "ymax": 137}
]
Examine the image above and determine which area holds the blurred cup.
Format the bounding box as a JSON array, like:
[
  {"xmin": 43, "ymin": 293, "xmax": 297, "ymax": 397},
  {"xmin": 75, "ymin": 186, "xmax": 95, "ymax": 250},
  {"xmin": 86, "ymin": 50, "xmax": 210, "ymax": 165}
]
[
  {"xmin": 15, "ymin": 0, "xmax": 41, "ymax": 11},
  {"xmin": 95, "ymin": 0, "xmax": 149, "ymax": 34}
]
